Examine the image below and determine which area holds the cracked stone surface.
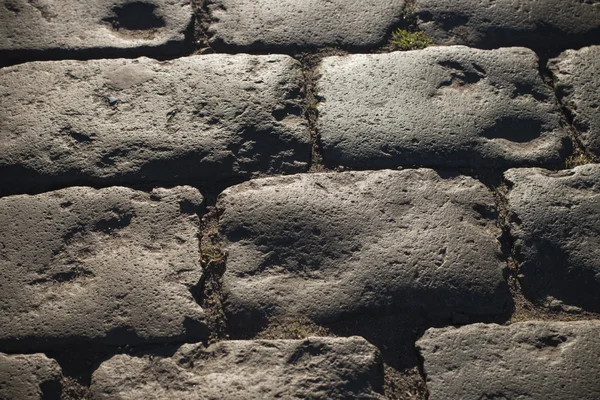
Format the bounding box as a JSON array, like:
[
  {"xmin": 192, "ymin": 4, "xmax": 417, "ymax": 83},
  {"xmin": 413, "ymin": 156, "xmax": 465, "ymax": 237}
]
[
  {"xmin": 219, "ymin": 169, "xmax": 510, "ymax": 330},
  {"xmin": 0, "ymin": 0, "xmax": 193, "ymax": 61},
  {"xmin": 0, "ymin": 186, "xmax": 206, "ymax": 351},
  {"xmin": 0, "ymin": 55, "xmax": 310, "ymax": 195},
  {"xmin": 205, "ymin": 0, "xmax": 405, "ymax": 52},
  {"xmin": 549, "ymin": 46, "xmax": 600, "ymax": 158},
  {"xmin": 91, "ymin": 337, "xmax": 385, "ymax": 400},
  {"xmin": 317, "ymin": 46, "xmax": 568, "ymax": 169},
  {"xmin": 0, "ymin": 353, "xmax": 63, "ymax": 400},
  {"xmin": 505, "ymin": 164, "xmax": 600, "ymax": 313},
  {"xmin": 417, "ymin": 320, "xmax": 600, "ymax": 400},
  {"xmin": 415, "ymin": 0, "xmax": 600, "ymax": 52}
]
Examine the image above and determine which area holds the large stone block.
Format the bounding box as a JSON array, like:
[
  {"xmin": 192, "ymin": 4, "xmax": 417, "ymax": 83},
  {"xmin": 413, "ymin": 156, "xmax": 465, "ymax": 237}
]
[
  {"xmin": 549, "ymin": 46, "xmax": 600, "ymax": 158},
  {"xmin": 0, "ymin": 353, "xmax": 62, "ymax": 400},
  {"xmin": 417, "ymin": 320, "xmax": 600, "ymax": 400},
  {"xmin": 219, "ymin": 169, "xmax": 510, "ymax": 329},
  {"xmin": 205, "ymin": 0, "xmax": 405, "ymax": 52},
  {"xmin": 91, "ymin": 337, "xmax": 385, "ymax": 399},
  {"xmin": 0, "ymin": 0, "xmax": 193, "ymax": 63},
  {"xmin": 0, "ymin": 55, "xmax": 310, "ymax": 195},
  {"xmin": 317, "ymin": 47, "xmax": 568, "ymax": 169},
  {"xmin": 0, "ymin": 186, "xmax": 206, "ymax": 351},
  {"xmin": 505, "ymin": 165, "xmax": 600, "ymax": 312},
  {"xmin": 0, "ymin": 0, "xmax": 193, "ymax": 62},
  {"xmin": 414, "ymin": 0, "xmax": 600, "ymax": 52}
]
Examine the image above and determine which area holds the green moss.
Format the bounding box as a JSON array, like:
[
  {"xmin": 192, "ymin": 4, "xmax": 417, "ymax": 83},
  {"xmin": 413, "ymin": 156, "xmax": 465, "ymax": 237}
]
[{"xmin": 391, "ymin": 29, "xmax": 432, "ymax": 51}]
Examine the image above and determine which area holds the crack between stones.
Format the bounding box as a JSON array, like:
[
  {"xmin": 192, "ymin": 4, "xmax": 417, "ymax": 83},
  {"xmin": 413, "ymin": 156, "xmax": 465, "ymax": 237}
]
[
  {"xmin": 538, "ymin": 55, "xmax": 598, "ymax": 166},
  {"xmin": 295, "ymin": 52, "xmax": 333, "ymax": 173},
  {"xmin": 191, "ymin": 0, "xmax": 216, "ymax": 54},
  {"xmin": 196, "ymin": 187, "xmax": 230, "ymax": 343}
]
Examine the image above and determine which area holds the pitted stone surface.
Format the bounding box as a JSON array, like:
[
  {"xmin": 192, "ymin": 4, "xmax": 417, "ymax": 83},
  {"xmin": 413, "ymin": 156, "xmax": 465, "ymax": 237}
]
[
  {"xmin": 0, "ymin": 55, "xmax": 309, "ymax": 195},
  {"xmin": 91, "ymin": 337, "xmax": 385, "ymax": 400},
  {"xmin": 317, "ymin": 46, "xmax": 568, "ymax": 169},
  {"xmin": 415, "ymin": 0, "xmax": 600, "ymax": 52},
  {"xmin": 417, "ymin": 320, "xmax": 600, "ymax": 400},
  {"xmin": 219, "ymin": 169, "xmax": 510, "ymax": 329},
  {"xmin": 0, "ymin": 186, "xmax": 206, "ymax": 351},
  {"xmin": 549, "ymin": 46, "xmax": 600, "ymax": 158},
  {"xmin": 0, "ymin": 353, "xmax": 62, "ymax": 400},
  {"xmin": 0, "ymin": 0, "xmax": 192, "ymax": 60},
  {"xmin": 505, "ymin": 165, "xmax": 600, "ymax": 312},
  {"xmin": 205, "ymin": 0, "xmax": 405, "ymax": 51}
]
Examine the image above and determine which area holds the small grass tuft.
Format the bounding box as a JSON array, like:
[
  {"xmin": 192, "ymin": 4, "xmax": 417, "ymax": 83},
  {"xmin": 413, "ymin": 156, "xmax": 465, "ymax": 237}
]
[
  {"xmin": 564, "ymin": 153, "xmax": 594, "ymax": 169},
  {"xmin": 391, "ymin": 29, "xmax": 432, "ymax": 51},
  {"xmin": 201, "ymin": 246, "xmax": 226, "ymax": 269}
]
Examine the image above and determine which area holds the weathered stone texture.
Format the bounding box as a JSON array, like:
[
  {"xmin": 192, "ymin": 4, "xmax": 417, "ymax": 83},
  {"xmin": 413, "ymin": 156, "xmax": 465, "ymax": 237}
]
[
  {"xmin": 219, "ymin": 169, "xmax": 510, "ymax": 330},
  {"xmin": 317, "ymin": 46, "xmax": 568, "ymax": 169},
  {"xmin": 0, "ymin": 55, "xmax": 310, "ymax": 195},
  {"xmin": 417, "ymin": 320, "xmax": 600, "ymax": 400},
  {"xmin": 415, "ymin": 0, "xmax": 600, "ymax": 52},
  {"xmin": 91, "ymin": 337, "xmax": 385, "ymax": 399},
  {"xmin": 0, "ymin": 186, "xmax": 206, "ymax": 351},
  {"xmin": 0, "ymin": 0, "xmax": 192, "ymax": 60},
  {"xmin": 205, "ymin": 0, "xmax": 405, "ymax": 51},
  {"xmin": 0, "ymin": 353, "xmax": 62, "ymax": 400},
  {"xmin": 549, "ymin": 46, "xmax": 600, "ymax": 158},
  {"xmin": 505, "ymin": 165, "xmax": 600, "ymax": 312}
]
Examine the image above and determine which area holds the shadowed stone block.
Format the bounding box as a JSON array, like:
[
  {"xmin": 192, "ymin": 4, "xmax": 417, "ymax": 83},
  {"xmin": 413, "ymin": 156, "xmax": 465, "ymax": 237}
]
[
  {"xmin": 0, "ymin": 0, "xmax": 193, "ymax": 62},
  {"xmin": 549, "ymin": 46, "xmax": 600, "ymax": 158},
  {"xmin": 417, "ymin": 321, "xmax": 600, "ymax": 400},
  {"xmin": 91, "ymin": 337, "xmax": 385, "ymax": 399},
  {"xmin": 0, "ymin": 55, "xmax": 309, "ymax": 195},
  {"xmin": 0, "ymin": 186, "xmax": 206, "ymax": 351},
  {"xmin": 205, "ymin": 0, "xmax": 405, "ymax": 51},
  {"xmin": 317, "ymin": 46, "xmax": 568, "ymax": 169},
  {"xmin": 0, "ymin": 353, "xmax": 62, "ymax": 400},
  {"xmin": 505, "ymin": 165, "xmax": 600, "ymax": 312},
  {"xmin": 415, "ymin": 0, "xmax": 600, "ymax": 53},
  {"xmin": 219, "ymin": 169, "xmax": 510, "ymax": 330}
]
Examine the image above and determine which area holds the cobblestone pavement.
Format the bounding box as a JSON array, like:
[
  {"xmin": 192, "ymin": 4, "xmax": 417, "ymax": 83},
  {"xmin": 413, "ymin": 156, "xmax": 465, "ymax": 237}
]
[{"xmin": 1, "ymin": 1, "xmax": 599, "ymax": 399}]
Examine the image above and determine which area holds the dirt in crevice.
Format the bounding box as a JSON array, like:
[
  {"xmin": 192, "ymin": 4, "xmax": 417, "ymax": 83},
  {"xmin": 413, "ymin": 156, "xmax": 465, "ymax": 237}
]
[
  {"xmin": 196, "ymin": 190, "xmax": 230, "ymax": 343},
  {"xmin": 295, "ymin": 50, "xmax": 348, "ymax": 172},
  {"xmin": 326, "ymin": 313, "xmax": 430, "ymax": 400},
  {"xmin": 191, "ymin": 0, "xmax": 216, "ymax": 54},
  {"xmin": 45, "ymin": 346, "xmax": 114, "ymax": 400}
]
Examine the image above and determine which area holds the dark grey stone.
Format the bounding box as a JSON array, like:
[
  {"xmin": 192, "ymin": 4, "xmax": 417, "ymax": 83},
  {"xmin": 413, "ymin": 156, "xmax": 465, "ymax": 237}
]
[
  {"xmin": 91, "ymin": 337, "xmax": 385, "ymax": 400},
  {"xmin": 549, "ymin": 46, "xmax": 600, "ymax": 158},
  {"xmin": 0, "ymin": 186, "xmax": 206, "ymax": 351},
  {"xmin": 0, "ymin": 0, "xmax": 193, "ymax": 62},
  {"xmin": 0, "ymin": 55, "xmax": 310, "ymax": 195},
  {"xmin": 417, "ymin": 320, "xmax": 600, "ymax": 400},
  {"xmin": 505, "ymin": 165, "xmax": 600, "ymax": 312},
  {"xmin": 415, "ymin": 0, "xmax": 600, "ymax": 53},
  {"xmin": 317, "ymin": 46, "xmax": 568, "ymax": 169},
  {"xmin": 205, "ymin": 0, "xmax": 405, "ymax": 51},
  {"xmin": 0, "ymin": 353, "xmax": 62, "ymax": 400},
  {"xmin": 219, "ymin": 169, "xmax": 510, "ymax": 330}
]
